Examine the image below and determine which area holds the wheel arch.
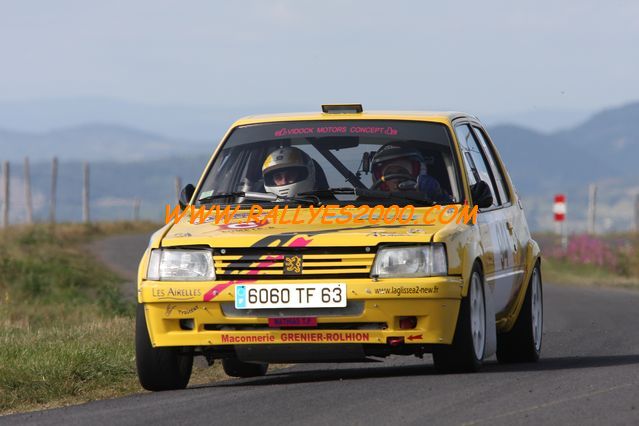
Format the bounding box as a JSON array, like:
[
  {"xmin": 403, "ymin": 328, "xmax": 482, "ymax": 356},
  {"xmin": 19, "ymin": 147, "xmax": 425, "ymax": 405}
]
[{"xmin": 498, "ymin": 239, "xmax": 541, "ymax": 333}]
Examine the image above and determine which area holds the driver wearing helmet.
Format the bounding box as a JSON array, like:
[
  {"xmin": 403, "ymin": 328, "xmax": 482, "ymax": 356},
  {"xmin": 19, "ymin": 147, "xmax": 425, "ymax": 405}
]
[
  {"xmin": 371, "ymin": 144, "xmax": 450, "ymax": 201},
  {"xmin": 262, "ymin": 147, "xmax": 317, "ymax": 198}
]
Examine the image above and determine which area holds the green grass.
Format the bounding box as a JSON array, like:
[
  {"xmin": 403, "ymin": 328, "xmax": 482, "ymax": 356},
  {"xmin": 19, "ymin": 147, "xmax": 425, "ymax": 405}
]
[
  {"xmin": 0, "ymin": 316, "xmax": 139, "ymax": 413},
  {"xmin": 0, "ymin": 222, "xmax": 226, "ymax": 415},
  {"xmin": 537, "ymin": 230, "xmax": 639, "ymax": 291},
  {"xmin": 542, "ymin": 257, "xmax": 639, "ymax": 290}
]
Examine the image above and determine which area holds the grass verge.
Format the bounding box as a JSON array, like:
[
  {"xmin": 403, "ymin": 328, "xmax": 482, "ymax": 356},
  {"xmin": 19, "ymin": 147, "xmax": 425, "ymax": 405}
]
[
  {"xmin": 0, "ymin": 222, "xmax": 228, "ymax": 415},
  {"xmin": 535, "ymin": 231, "xmax": 639, "ymax": 291},
  {"xmin": 542, "ymin": 257, "xmax": 639, "ymax": 290}
]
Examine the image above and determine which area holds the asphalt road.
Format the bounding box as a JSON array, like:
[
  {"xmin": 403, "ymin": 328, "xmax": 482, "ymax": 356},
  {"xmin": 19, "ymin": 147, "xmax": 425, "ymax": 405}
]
[{"xmin": 4, "ymin": 234, "xmax": 639, "ymax": 425}]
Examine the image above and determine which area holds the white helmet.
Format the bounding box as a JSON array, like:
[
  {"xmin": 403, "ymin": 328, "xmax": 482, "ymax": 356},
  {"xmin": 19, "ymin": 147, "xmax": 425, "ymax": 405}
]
[
  {"xmin": 371, "ymin": 144, "xmax": 427, "ymax": 190},
  {"xmin": 262, "ymin": 147, "xmax": 316, "ymax": 197}
]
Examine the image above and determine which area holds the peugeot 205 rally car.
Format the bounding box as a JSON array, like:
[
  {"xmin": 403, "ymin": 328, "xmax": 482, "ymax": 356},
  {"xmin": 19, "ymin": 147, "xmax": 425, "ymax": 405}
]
[{"xmin": 136, "ymin": 104, "xmax": 543, "ymax": 391}]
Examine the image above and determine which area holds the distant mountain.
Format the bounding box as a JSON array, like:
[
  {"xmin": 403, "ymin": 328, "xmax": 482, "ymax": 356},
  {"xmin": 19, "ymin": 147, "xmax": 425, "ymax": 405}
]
[
  {"xmin": 489, "ymin": 101, "xmax": 639, "ymax": 193},
  {"xmin": 556, "ymin": 102, "xmax": 639, "ymax": 172},
  {"xmin": 488, "ymin": 125, "xmax": 617, "ymax": 195},
  {"xmin": 0, "ymin": 97, "xmax": 309, "ymax": 140},
  {"xmin": 488, "ymin": 101, "xmax": 639, "ymax": 231},
  {"xmin": 482, "ymin": 108, "xmax": 592, "ymax": 133},
  {"xmin": 0, "ymin": 123, "xmax": 213, "ymax": 162}
]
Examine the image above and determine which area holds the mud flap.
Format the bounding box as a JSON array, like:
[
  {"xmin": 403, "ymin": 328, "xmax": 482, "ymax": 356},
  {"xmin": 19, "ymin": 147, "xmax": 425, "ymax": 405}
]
[{"xmin": 484, "ymin": 283, "xmax": 497, "ymax": 358}]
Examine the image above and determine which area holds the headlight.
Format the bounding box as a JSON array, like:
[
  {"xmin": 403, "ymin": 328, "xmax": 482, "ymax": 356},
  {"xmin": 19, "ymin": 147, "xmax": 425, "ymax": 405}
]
[
  {"xmin": 371, "ymin": 245, "xmax": 447, "ymax": 278},
  {"xmin": 147, "ymin": 249, "xmax": 215, "ymax": 281}
]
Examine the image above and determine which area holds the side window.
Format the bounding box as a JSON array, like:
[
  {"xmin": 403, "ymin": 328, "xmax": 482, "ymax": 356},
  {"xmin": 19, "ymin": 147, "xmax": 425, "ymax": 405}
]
[
  {"xmin": 454, "ymin": 124, "xmax": 499, "ymax": 208},
  {"xmin": 472, "ymin": 126, "xmax": 510, "ymax": 204}
]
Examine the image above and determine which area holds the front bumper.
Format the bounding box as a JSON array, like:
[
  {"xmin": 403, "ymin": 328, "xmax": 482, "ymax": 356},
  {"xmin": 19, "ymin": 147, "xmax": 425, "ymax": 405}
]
[{"xmin": 139, "ymin": 277, "xmax": 463, "ymax": 347}]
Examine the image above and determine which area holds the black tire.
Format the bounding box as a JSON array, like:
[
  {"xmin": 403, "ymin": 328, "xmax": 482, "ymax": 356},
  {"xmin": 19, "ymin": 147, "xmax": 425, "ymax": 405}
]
[
  {"xmin": 222, "ymin": 359, "xmax": 269, "ymax": 378},
  {"xmin": 136, "ymin": 304, "xmax": 193, "ymax": 391},
  {"xmin": 433, "ymin": 266, "xmax": 486, "ymax": 373},
  {"xmin": 496, "ymin": 262, "xmax": 543, "ymax": 363}
]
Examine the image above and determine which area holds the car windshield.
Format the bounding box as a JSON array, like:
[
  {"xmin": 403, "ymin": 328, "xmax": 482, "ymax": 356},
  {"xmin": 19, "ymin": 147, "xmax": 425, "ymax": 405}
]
[{"xmin": 195, "ymin": 120, "xmax": 463, "ymax": 207}]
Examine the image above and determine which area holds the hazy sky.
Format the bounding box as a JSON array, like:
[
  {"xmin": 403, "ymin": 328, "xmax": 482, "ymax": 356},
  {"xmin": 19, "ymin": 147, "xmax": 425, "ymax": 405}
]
[{"xmin": 1, "ymin": 0, "xmax": 638, "ymax": 120}]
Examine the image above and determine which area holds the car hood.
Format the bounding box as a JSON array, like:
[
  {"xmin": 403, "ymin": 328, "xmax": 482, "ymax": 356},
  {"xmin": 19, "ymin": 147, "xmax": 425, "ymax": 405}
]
[{"xmin": 160, "ymin": 207, "xmax": 459, "ymax": 249}]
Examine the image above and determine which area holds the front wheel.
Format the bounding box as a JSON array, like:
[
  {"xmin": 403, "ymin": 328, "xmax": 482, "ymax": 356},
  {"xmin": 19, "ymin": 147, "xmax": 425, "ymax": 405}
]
[
  {"xmin": 135, "ymin": 304, "xmax": 193, "ymax": 391},
  {"xmin": 433, "ymin": 266, "xmax": 486, "ymax": 373},
  {"xmin": 496, "ymin": 263, "xmax": 543, "ymax": 363}
]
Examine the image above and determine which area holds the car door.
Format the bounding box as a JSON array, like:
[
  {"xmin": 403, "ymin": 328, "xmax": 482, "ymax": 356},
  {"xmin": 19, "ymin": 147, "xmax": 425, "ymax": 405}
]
[
  {"xmin": 454, "ymin": 123, "xmax": 516, "ymax": 315},
  {"xmin": 471, "ymin": 125, "xmax": 527, "ymax": 305}
]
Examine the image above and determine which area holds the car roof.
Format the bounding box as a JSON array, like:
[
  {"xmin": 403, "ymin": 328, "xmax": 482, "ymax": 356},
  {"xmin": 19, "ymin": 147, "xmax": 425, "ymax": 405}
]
[{"xmin": 231, "ymin": 110, "xmax": 475, "ymax": 127}]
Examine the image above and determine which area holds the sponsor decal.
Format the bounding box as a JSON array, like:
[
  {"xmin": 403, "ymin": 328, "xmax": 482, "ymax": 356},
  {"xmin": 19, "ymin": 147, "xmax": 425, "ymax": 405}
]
[
  {"xmin": 273, "ymin": 126, "xmax": 399, "ymax": 137},
  {"xmin": 164, "ymin": 304, "xmax": 201, "ymax": 316},
  {"xmin": 222, "ymin": 334, "xmax": 277, "ymax": 343},
  {"xmin": 374, "ymin": 286, "xmax": 439, "ymax": 296},
  {"xmin": 219, "ymin": 331, "xmax": 371, "ymax": 344},
  {"xmin": 152, "ymin": 288, "xmax": 202, "ymax": 301},
  {"xmin": 219, "ymin": 220, "xmax": 269, "ymax": 230},
  {"xmin": 280, "ymin": 332, "xmax": 370, "ymax": 342}
]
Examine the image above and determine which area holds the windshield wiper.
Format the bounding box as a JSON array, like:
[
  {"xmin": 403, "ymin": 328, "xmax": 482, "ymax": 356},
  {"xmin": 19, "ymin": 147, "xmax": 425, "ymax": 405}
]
[
  {"xmin": 198, "ymin": 191, "xmax": 319, "ymax": 206},
  {"xmin": 300, "ymin": 187, "xmax": 355, "ymax": 196},
  {"xmin": 300, "ymin": 187, "xmax": 436, "ymax": 206},
  {"xmin": 196, "ymin": 192, "xmax": 244, "ymax": 204}
]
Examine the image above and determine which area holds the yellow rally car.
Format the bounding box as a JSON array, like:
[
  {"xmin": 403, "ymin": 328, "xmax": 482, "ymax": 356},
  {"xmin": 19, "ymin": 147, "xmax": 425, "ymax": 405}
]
[{"xmin": 136, "ymin": 104, "xmax": 543, "ymax": 391}]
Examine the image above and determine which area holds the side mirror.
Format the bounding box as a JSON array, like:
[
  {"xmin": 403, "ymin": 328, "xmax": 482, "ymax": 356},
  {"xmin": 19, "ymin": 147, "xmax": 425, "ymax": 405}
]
[
  {"xmin": 470, "ymin": 181, "xmax": 493, "ymax": 209},
  {"xmin": 179, "ymin": 184, "xmax": 195, "ymax": 209},
  {"xmin": 361, "ymin": 151, "xmax": 377, "ymax": 174}
]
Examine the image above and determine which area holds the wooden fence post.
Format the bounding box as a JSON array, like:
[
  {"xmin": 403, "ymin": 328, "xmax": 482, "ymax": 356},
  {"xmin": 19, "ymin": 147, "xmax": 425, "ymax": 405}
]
[
  {"xmin": 133, "ymin": 197, "xmax": 141, "ymax": 221},
  {"xmin": 1, "ymin": 161, "xmax": 8, "ymax": 228},
  {"xmin": 24, "ymin": 157, "xmax": 33, "ymax": 224},
  {"xmin": 50, "ymin": 157, "xmax": 58, "ymax": 224},
  {"xmin": 82, "ymin": 162, "xmax": 90, "ymax": 223}
]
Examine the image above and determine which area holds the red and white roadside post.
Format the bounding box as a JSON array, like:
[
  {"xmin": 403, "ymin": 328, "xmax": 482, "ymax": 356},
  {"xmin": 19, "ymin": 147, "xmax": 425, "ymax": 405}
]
[{"xmin": 553, "ymin": 194, "xmax": 568, "ymax": 250}]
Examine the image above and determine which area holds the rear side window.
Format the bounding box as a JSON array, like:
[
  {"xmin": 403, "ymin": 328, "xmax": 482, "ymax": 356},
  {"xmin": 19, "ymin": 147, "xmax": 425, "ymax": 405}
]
[
  {"xmin": 472, "ymin": 126, "xmax": 510, "ymax": 205},
  {"xmin": 455, "ymin": 124, "xmax": 499, "ymax": 208}
]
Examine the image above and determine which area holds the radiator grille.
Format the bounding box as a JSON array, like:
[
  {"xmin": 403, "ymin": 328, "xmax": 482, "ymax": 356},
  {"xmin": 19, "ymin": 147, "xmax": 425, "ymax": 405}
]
[{"xmin": 213, "ymin": 247, "xmax": 374, "ymax": 279}]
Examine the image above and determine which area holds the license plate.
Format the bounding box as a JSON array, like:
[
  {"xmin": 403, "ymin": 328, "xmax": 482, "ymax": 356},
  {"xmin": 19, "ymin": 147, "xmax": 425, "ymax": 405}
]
[{"xmin": 235, "ymin": 283, "xmax": 346, "ymax": 309}]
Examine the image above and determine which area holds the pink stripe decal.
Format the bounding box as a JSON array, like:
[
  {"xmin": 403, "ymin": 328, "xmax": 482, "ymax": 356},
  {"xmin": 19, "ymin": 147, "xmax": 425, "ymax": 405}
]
[
  {"xmin": 247, "ymin": 255, "xmax": 283, "ymax": 275},
  {"xmin": 203, "ymin": 281, "xmax": 237, "ymax": 302},
  {"xmin": 202, "ymin": 256, "xmax": 283, "ymax": 301},
  {"xmin": 289, "ymin": 237, "xmax": 312, "ymax": 247},
  {"xmin": 203, "ymin": 236, "xmax": 312, "ymax": 301}
]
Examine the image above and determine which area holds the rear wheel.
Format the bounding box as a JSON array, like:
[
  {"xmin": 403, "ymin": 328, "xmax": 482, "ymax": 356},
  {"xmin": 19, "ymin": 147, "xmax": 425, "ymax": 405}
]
[
  {"xmin": 433, "ymin": 266, "xmax": 486, "ymax": 373},
  {"xmin": 136, "ymin": 304, "xmax": 193, "ymax": 391},
  {"xmin": 496, "ymin": 263, "xmax": 543, "ymax": 363},
  {"xmin": 222, "ymin": 359, "xmax": 269, "ymax": 378}
]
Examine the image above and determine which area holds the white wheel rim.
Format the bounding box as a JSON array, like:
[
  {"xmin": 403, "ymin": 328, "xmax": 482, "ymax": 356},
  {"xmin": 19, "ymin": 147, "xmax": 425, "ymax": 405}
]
[
  {"xmin": 470, "ymin": 273, "xmax": 485, "ymax": 360},
  {"xmin": 531, "ymin": 268, "xmax": 543, "ymax": 351}
]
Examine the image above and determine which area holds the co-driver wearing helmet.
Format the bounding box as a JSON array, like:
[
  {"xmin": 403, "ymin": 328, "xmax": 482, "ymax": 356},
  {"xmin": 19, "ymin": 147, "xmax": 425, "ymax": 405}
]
[
  {"xmin": 262, "ymin": 147, "xmax": 316, "ymax": 198},
  {"xmin": 371, "ymin": 144, "xmax": 450, "ymax": 202}
]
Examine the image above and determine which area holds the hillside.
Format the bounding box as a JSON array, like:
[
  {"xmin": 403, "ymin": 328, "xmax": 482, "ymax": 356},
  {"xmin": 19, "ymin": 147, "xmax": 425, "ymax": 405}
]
[
  {"xmin": 489, "ymin": 101, "xmax": 639, "ymax": 230},
  {"xmin": 0, "ymin": 123, "xmax": 212, "ymax": 162}
]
